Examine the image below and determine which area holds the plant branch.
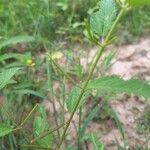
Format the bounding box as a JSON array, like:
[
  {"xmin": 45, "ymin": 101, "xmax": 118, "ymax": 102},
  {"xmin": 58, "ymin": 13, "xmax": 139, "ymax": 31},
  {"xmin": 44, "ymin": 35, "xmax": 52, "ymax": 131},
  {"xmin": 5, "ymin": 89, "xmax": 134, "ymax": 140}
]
[
  {"xmin": 19, "ymin": 144, "xmax": 55, "ymax": 150},
  {"xmin": 58, "ymin": 7, "xmax": 125, "ymax": 150},
  {"xmin": 30, "ymin": 122, "xmax": 67, "ymax": 144},
  {"xmin": 46, "ymin": 55, "xmax": 61, "ymax": 139},
  {"xmin": 19, "ymin": 104, "xmax": 38, "ymax": 128}
]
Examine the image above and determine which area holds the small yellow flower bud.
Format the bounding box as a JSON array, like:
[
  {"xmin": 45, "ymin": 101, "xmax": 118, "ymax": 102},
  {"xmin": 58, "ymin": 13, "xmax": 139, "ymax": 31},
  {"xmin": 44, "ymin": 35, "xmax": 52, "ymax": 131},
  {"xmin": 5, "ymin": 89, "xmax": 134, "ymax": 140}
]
[
  {"xmin": 26, "ymin": 59, "xmax": 35, "ymax": 67},
  {"xmin": 27, "ymin": 59, "xmax": 33, "ymax": 65}
]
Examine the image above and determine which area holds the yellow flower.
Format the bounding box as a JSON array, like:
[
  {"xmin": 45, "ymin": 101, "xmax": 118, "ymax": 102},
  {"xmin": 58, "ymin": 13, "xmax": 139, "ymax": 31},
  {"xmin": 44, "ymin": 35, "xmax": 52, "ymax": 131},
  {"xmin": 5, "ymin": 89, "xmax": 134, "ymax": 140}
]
[{"xmin": 26, "ymin": 59, "xmax": 35, "ymax": 67}]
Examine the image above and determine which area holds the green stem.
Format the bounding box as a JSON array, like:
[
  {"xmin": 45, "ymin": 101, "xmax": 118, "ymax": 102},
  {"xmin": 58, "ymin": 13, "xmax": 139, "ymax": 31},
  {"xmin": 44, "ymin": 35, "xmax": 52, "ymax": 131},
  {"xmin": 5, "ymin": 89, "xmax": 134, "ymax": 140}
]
[
  {"xmin": 46, "ymin": 55, "xmax": 61, "ymax": 140},
  {"xmin": 58, "ymin": 8, "xmax": 125, "ymax": 150},
  {"xmin": 77, "ymin": 107, "xmax": 82, "ymax": 150},
  {"xmin": 19, "ymin": 144, "xmax": 55, "ymax": 150},
  {"xmin": 19, "ymin": 104, "xmax": 38, "ymax": 127},
  {"xmin": 13, "ymin": 106, "xmax": 37, "ymax": 132},
  {"xmin": 60, "ymin": 76, "xmax": 66, "ymax": 130},
  {"xmin": 30, "ymin": 122, "xmax": 67, "ymax": 144}
]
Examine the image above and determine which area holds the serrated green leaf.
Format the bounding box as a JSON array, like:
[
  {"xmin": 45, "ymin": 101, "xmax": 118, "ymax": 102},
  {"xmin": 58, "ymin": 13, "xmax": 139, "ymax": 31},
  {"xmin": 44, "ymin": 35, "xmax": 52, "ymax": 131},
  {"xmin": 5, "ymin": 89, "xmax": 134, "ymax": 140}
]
[
  {"xmin": 0, "ymin": 35, "xmax": 34, "ymax": 51},
  {"xmin": 127, "ymin": 0, "xmax": 150, "ymax": 6},
  {"xmin": 0, "ymin": 123, "xmax": 13, "ymax": 137},
  {"xmin": 88, "ymin": 76, "xmax": 150, "ymax": 99},
  {"xmin": 67, "ymin": 87, "xmax": 89, "ymax": 112},
  {"xmin": 33, "ymin": 117, "xmax": 52, "ymax": 148},
  {"xmin": 90, "ymin": 0, "xmax": 117, "ymax": 37},
  {"xmin": 33, "ymin": 105, "xmax": 53, "ymax": 148},
  {"xmin": 0, "ymin": 68, "xmax": 20, "ymax": 90},
  {"xmin": 37, "ymin": 105, "xmax": 47, "ymax": 120}
]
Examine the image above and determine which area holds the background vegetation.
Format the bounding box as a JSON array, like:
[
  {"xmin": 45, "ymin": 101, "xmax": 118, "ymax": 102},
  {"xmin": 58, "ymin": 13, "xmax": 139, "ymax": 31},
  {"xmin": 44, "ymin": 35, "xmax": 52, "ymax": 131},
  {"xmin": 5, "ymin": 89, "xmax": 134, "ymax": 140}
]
[{"xmin": 0, "ymin": 0, "xmax": 150, "ymax": 44}]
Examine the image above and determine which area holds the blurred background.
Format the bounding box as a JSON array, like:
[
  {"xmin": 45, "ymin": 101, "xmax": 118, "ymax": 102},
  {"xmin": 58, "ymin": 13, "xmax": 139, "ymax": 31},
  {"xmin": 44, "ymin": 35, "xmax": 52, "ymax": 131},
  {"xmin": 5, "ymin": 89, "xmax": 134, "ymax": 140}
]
[{"xmin": 0, "ymin": 0, "xmax": 150, "ymax": 46}]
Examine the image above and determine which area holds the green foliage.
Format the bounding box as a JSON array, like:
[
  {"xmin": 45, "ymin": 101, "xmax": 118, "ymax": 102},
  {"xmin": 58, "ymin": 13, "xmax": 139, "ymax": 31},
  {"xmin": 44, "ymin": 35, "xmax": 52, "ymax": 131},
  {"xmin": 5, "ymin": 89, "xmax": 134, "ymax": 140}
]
[
  {"xmin": 101, "ymin": 51, "xmax": 116, "ymax": 71},
  {"xmin": 0, "ymin": 35, "xmax": 34, "ymax": 51},
  {"xmin": 0, "ymin": 52, "xmax": 33, "ymax": 65},
  {"xmin": 127, "ymin": 0, "xmax": 150, "ymax": 6},
  {"xmin": 88, "ymin": 76, "xmax": 150, "ymax": 99},
  {"xmin": 0, "ymin": 67, "xmax": 20, "ymax": 90},
  {"xmin": 33, "ymin": 105, "xmax": 53, "ymax": 148},
  {"xmin": 14, "ymin": 89, "xmax": 47, "ymax": 99},
  {"xmin": 84, "ymin": 20, "xmax": 99, "ymax": 43},
  {"xmin": 67, "ymin": 87, "xmax": 89, "ymax": 112},
  {"xmin": 68, "ymin": 75, "xmax": 150, "ymax": 114},
  {"xmin": 80, "ymin": 106, "xmax": 99, "ymax": 136},
  {"xmin": 138, "ymin": 104, "xmax": 150, "ymax": 133},
  {"xmin": 110, "ymin": 108, "xmax": 125, "ymax": 139},
  {"xmin": 0, "ymin": 123, "xmax": 13, "ymax": 137},
  {"xmin": 90, "ymin": 133, "xmax": 104, "ymax": 150},
  {"xmin": 0, "ymin": 0, "xmax": 56, "ymax": 42},
  {"xmin": 90, "ymin": 0, "xmax": 117, "ymax": 37},
  {"xmin": 117, "ymin": 6, "xmax": 150, "ymax": 44}
]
